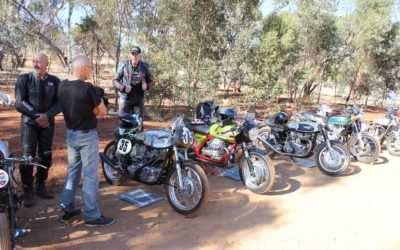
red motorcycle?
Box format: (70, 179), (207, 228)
(186, 108), (275, 194)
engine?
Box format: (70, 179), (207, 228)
(282, 132), (312, 155)
(125, 144), (167, 183)
(201, 138), (226, 160)
(327, 125), (345, 141)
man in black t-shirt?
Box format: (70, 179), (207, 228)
(113, 46), (154, 118)
(58, 55), (115, 227)
(14, 52), (61, 206)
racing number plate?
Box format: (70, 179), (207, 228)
(117, 138), (132, 155)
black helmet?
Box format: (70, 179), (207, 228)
(275, 112), (289, 125)
(119, 114), (142, 132)
(218, 108), (235, 126)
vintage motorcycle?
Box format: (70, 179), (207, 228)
(100, 114), (208, 218)
(257, 111), (350, 176)
(0, 140), (45, 250)
(317, 105), (381, 164)
(367, 107), (400, 156)
(186, 108), (276, 195)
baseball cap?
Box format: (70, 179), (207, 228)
(131, 46), (141, 54)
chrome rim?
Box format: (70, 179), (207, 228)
(104, 145), (122, 181)
(354, 136), (377, 160)
(241, 154), (269, 189)
(388, 135), (400, 154)
(168, 167), (203, 211)
(319, 145), (349, 173)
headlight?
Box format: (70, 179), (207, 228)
(249, 128), (258, 141)
(0, 169), (9, 189)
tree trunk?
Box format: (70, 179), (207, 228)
(317, 81), (323, 104)
(67, 0), (74, 76)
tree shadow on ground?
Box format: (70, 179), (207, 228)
(267, 162), (303, 196)
(16, 177), (282, 250)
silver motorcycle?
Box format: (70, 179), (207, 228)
(367, 107), (400, 156)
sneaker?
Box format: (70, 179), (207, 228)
(85, 215), (115, 227)
(61, 207), (81, 222)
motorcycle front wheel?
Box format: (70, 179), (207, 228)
(349, 132), (381, 164)
(239, 152), (276, 194)
(0, 211), (11, 250)
(387, 132), (400, 156)
(166, 162), (209, 218)
(101, 141), (127, 185)
(316, 141), (350, 176)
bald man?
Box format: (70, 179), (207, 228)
(58, 56), (114, 226)
(15, 52), (61, 207)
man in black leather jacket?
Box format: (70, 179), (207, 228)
(14, 52), (61, 207)
(112, 46), (153, 118)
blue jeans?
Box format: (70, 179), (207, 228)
(61, 129), (101, 221)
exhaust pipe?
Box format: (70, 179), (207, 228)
(99, 153), (117, 169)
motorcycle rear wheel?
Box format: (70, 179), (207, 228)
(239, 152), (276, 194)
(166, 162), (209, 218)
(101, 141), (127, 185)
(0, 212), (11, 250)
(257, 128), (277, 158)
(316, 141), (350, 176)
(387, 132), (400, 156)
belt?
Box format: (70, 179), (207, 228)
(71, 129), (96, 133)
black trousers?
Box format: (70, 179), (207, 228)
(19, 122), (55, 189)
(119, 98), (144, 118)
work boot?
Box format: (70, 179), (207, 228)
(22, 188), (34, 207)
(36, 182), (54, 199)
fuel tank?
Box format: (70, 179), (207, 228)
(288, 121), (319, 133)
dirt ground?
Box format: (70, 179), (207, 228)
(1, 107), (400, 250)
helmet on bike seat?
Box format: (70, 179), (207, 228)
(217, 108), (236, 126)
(119, 114), (142, 132)
(275, 112), (289, 125)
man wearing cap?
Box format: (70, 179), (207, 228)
(113, 46), (154, 118)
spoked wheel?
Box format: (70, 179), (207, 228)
(257, 128), (277, 158)
(101, 141), (127, 185)
(387, 132), (400, 156)
(166, 163), (209, 218)
(0, 212), (11, 250)
(349, 132), (381, 164)
(239, 152), (275, 194)
(316, 141), (350, 176)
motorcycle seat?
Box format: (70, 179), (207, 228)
(185, 123), (210, 134)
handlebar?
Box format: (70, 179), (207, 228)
(3, 156), (47, 169)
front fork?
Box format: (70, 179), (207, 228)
(173, 146), (185, 189)
(241, 143), (255, 172)
(353, 121), (366, 150)
(320, 125), (336, 158)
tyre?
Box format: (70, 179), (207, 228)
(0, 212), (11, 250)
(166, 162), (209, 218)
(387, 132), (400, 156)
(101, 141), (127, 185)
(349, 132), (381, 164)
(239, 151), (276, 194)
(316, 141), (350, 176)
(367, 124), (386, 144)
(257, 128), (277, 158)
